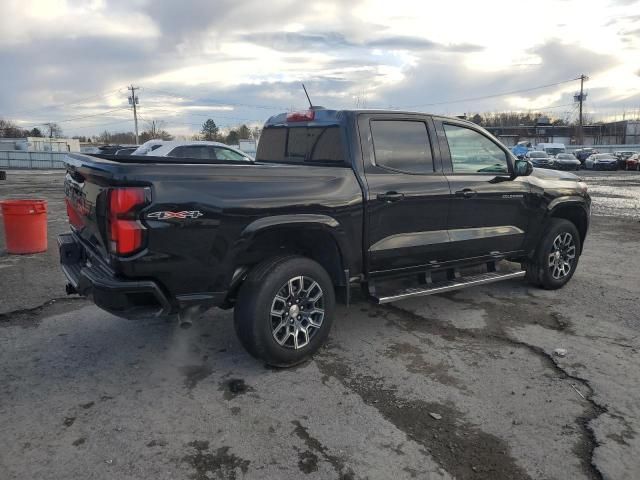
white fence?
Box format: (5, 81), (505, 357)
(0, 151), (67, 169)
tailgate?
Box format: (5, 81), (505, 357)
(63, 160), (112, 260)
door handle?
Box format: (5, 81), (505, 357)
(455, 188), (477, 198)
(377, 191), (405, 202)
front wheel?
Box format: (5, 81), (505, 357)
(234, 255), (335, 367)
(525, 219), (581, 290)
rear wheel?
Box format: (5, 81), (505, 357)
(525, 219), (581, 290)
(234, 255), (335, 367)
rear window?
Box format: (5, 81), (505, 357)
(256, 126), (345, 164)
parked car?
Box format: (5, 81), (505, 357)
(96, 144), (134, 155)
(526, 150), (553, 168)
(59, 108), (590, 366)
(626, 153), (640, 171)
(584, 153), (618, 170)
(573, 148), (598, 163)
(553, 153), (581, 171)
(614, 151), (637, 169)
(535, 143), (566, 157)
(149, 141), (254, 162)
(130, 140), (165, 156)
(114, 147), (137, 156)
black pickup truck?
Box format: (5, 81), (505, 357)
(59, 108), (590, 366)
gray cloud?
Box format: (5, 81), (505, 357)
(241, 31), (483, 52)
(0, 0), (635, 136)
(372, 40), (620, 115)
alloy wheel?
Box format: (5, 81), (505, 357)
(270, 276), (325, 349)
(548, 232), (576, 280)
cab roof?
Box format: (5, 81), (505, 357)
(263, 108), (476, 128)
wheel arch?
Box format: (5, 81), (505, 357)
(227, 214), (353, 302)
(548, 201), (589, 253)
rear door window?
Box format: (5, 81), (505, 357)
(370, 120), (434, 174)
(168, 146), (216, 160)
(214, 147), (248, 161)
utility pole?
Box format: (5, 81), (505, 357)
(128, 85), (140, 145)
(575, 74), (588, 145)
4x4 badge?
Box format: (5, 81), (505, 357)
(147, 210), (204, 220)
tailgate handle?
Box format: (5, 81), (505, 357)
(455, 188), (477, 198)
(377, 191), (405, 202)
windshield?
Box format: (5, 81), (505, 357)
(529, 152), (549, 158)
(556, 154), (575, 159)
(594, 154), (615, 160)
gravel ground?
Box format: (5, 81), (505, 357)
(0, 168), (639, 480)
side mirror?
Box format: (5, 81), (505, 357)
(514, 159), (533, 177)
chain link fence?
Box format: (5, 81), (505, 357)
(0, 151), (67, 169)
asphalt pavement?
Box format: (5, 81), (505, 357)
(0, 169), (639, 480)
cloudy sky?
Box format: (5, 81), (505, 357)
(2, 0), (640, 138)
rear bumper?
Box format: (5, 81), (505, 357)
(58, 233), (172, 318)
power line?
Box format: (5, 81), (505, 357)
(2, 88), (126, 118)
(394, 77), (581, 109)
(66, 118), (134, 131)
(18, 107), (131, 129)
(142, 87), (287, 111)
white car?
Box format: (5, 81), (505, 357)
(131, 139), (165, 156)
(149, 141), (253, 162)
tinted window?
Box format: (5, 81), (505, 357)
(370, 120), (433, 174)
(444, 124), (509, 173)
(256, 127), (344, 164)
(215, 147), (248, 161)
(528, 151), (548, 158)
(168, 146), (216, 160)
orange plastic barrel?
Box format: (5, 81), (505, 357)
(0, 199), (48, 254)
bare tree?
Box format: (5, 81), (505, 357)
(143, 119), (173, 141)
(45, 123), (63, 138)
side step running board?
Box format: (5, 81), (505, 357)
(372, 270), (525, 304)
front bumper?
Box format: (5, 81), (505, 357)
(554, 162), (581, 170)
(58, 233), (172, 318)
(594, 163), (617, 171)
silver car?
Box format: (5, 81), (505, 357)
(584, 154), (618, 171)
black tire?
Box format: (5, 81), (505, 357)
(525, 218), (581, 290)
(234, 255), (335, 367)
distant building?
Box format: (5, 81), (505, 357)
(486, 120), (640, 147)
(238, 139), (257, 156)
(0, 137), (80, 152)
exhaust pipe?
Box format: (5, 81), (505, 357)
(178, 305), (205, 329)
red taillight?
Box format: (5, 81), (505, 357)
(286, 110), (315, 122)
(108, 187), (150, 256)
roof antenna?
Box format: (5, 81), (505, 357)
(302, 83), (313, 109)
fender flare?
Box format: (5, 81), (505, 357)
(235, 213), (355, 280)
